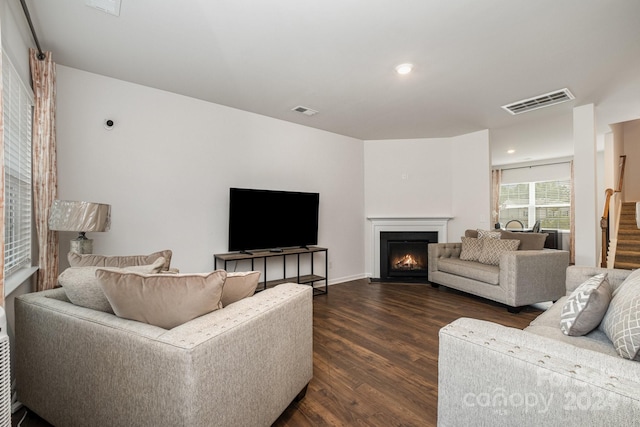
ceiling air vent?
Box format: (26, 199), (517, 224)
(501, 88), (574, 115)
(291, 106), (319, 116)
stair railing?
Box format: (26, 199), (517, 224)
(601, 155), (626, 267)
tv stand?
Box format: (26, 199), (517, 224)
(214, 246), (328, 295)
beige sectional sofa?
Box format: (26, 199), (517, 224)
(428, 230), (570, 311)
(438, 266), (640, 426)
(15, 282), (313, 427)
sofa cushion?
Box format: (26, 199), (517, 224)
(601, 273), (640, 359)
(477, 238), (520, 266)
(68, 249), (172, 271)
(464, 229), (479, 238)
(459, 237), (484, 262)
(500, 230), (548, 250)
(58, 257), (166, 313)
(97, 269), (227, 329)
(560, 273), (611, 336)
(221, 271), (261, 307)
(437, 258), (500, 285)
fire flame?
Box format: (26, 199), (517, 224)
(395, 254), (418, 269)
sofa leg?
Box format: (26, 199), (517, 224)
(507, 306), (523, 314)
(294, 384), (309, 402)
(430, 282), (439, 288)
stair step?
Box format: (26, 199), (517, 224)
(613, 261), (640, 270)
(618, 241), (640, 250)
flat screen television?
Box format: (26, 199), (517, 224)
(228, 188), (319, 252)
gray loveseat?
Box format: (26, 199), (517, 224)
(428, 230), (570, 311)
(438, 266), (640, 426)
(15, 282), (313, 427)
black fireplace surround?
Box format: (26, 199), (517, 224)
(379, 231), (438, 282)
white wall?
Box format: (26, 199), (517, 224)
(363, 131), (490, 276)
(451, 130), (491, 239)
(622, 119), (640, 201)
(55, 66), (365, 283)
(573, 104), (598, 266)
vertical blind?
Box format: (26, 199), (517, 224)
(2, 52), (33, 277)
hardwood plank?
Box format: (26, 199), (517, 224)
(273, 279), (541, 427)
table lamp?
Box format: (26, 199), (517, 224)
(48, 200), (111, 254)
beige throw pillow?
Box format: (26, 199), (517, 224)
(478, 239), (520, 266)
(68, 249), (172, 271)
(221, 271), (261, 307)
(58, 257), (166, 313)
(601, 273), (640, 359)
(560, 273), (611, 336)
(96, 269), (227, 329)
(500, 230), (548, 250)
(459, 237), (484, 262)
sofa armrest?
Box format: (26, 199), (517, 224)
(499, 250), (569, 306)
(438, 318), (640, 426)
(565, 265), (632, 295)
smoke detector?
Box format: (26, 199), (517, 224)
(501, 88), (574, 115)
(85, 0), (122, 16)
(291, 106), (319, 116)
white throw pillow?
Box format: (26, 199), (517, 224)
(560, 273), (611, 336)
(601, 273), (640, 359)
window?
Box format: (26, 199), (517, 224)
(499, 179), (571, 230)
(2, 52), (34, 277)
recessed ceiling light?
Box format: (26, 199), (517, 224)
(507, 149), (516, 154)
(395, 63), (413, 75)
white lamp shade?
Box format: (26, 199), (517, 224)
(48, 200), (111, 232)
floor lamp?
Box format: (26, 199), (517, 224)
(48, 200), (111, 254)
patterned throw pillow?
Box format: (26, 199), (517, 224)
(477, 229), (501, 240)
(459, 237), (484, 261)
(601, 274), (640, 359)
(477, 239), (520, 266)
(560, 273), (611, 336)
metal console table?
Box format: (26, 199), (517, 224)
(214, 246), (328, 296)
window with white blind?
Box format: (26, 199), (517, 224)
(499, 179), (571, 230)
(2, 52), (34, 278)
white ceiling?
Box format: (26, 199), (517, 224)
(22, 0), (640, 164)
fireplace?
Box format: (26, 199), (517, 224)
(380, 231), (438, 281)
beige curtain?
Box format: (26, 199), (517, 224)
(569, 160), (575, 264)
(30, 49), (59, 292)
(491, 169), (502, 228)
(0, 45), (5, 305)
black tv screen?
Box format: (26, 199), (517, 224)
(228, 188), (319, 252)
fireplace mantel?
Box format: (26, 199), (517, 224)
(368, 217), (452, 278)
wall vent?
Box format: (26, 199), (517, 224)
(291, 106), (319, 116)
(501, 88), (574, 115)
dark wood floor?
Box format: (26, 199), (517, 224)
(12, 279), (542, 427)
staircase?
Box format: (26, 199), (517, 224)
(614, 202), (640, 270)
